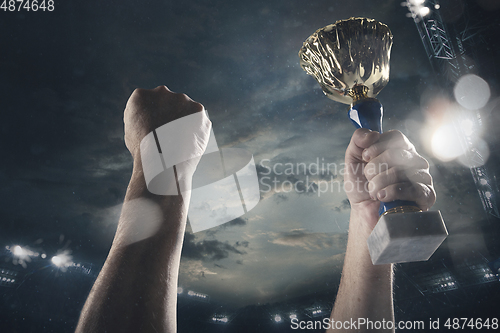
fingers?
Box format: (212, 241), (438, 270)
(350, 128), (381, 150)
(364, 148), (429, 180)
(376, 182), (436, 211)
(366, 166), (436, 210)
(358, 129), (435, 211)
(125, 86), (204, 123)
(345, 129), (381, 163)
(345, 129), (436, 211)
(363, 130), (428, 180)
(361, 130), (415, 162)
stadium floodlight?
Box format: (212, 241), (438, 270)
(50, 249), (74, 272)
(403, 0), (432, 20)
(419, 6), (430, 16)
(13, 246), (25, 257)
(7, 245), (36, 268)
(211, 314), (229, 324)
(51, 253), (72, 267)
(187, 290), (210, 302)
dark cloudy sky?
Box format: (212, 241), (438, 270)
(1, 0), (500, 329)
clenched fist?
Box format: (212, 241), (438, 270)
(124, 85), (205, 159)
(344, 128), (436, 229)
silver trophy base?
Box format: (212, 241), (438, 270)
(367, 210), (448, 265)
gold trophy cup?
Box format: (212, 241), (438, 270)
(299, 17), (448, 265)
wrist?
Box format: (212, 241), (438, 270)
(346, 206), (393, 277)
(349, 200), (380, 232)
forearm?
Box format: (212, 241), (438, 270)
(329, 204), (394, 332)
(76, 159), (188, 333)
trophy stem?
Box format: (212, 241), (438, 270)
(348, 85), (369, 104)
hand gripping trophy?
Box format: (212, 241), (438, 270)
(298, 17), (448, 265)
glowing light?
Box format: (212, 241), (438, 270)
(51, 256), (63, 266)
(177, 287), (183, 294)
(290, 314), (297, 320)
(454, 74), (491, 110)
(419, 6), (431, 16)
(51, 250), (73, 268)
(13, 246), (25, 257)
(486, 191), (492, 199)
(434, 4), (440, 9)
(41, 253), (47, 259)
(212, 316), (228, 323)
(8, 245), (36, 268)
(409, 0), (425, 5)
(431, 124), (464, 161)
(274, 315), (282, 323)
(312, 309), (322, 315)
(480, 179), (487, 185)
(187, 290), (208, 299)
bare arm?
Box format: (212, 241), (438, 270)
(76, 86), (208, 333)
(329, 129), (435, 332)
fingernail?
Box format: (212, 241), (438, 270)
(362, 149), (371, 161)
(378, 189), (386, 200)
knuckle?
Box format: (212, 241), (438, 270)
(155, 85), (170, 92)
(390, 129), (404, 140)
(131, 88), (147, 100)
(176, 93), (191, 101)
(354, 128), (369, 137)
(420, 171), (432, 185)
(418, 155), (430, 169)
(132, 87), (145, 95)
(192, 101), (204, 111)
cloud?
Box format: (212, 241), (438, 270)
(179, 260), (218, 282)
(333, 198), (350, 213)
(181, 232), (247, 261)
(270, 229), (347, 251)
(203, 217), (249, 237)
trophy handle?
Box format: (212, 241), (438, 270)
(347, 99), (421, 216)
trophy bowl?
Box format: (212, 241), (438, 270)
(299, 17), (393, 105)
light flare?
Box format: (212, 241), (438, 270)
(454, 74), (491, 110)
(51, 250), (73, 269)
(431, 124), (465, 162)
